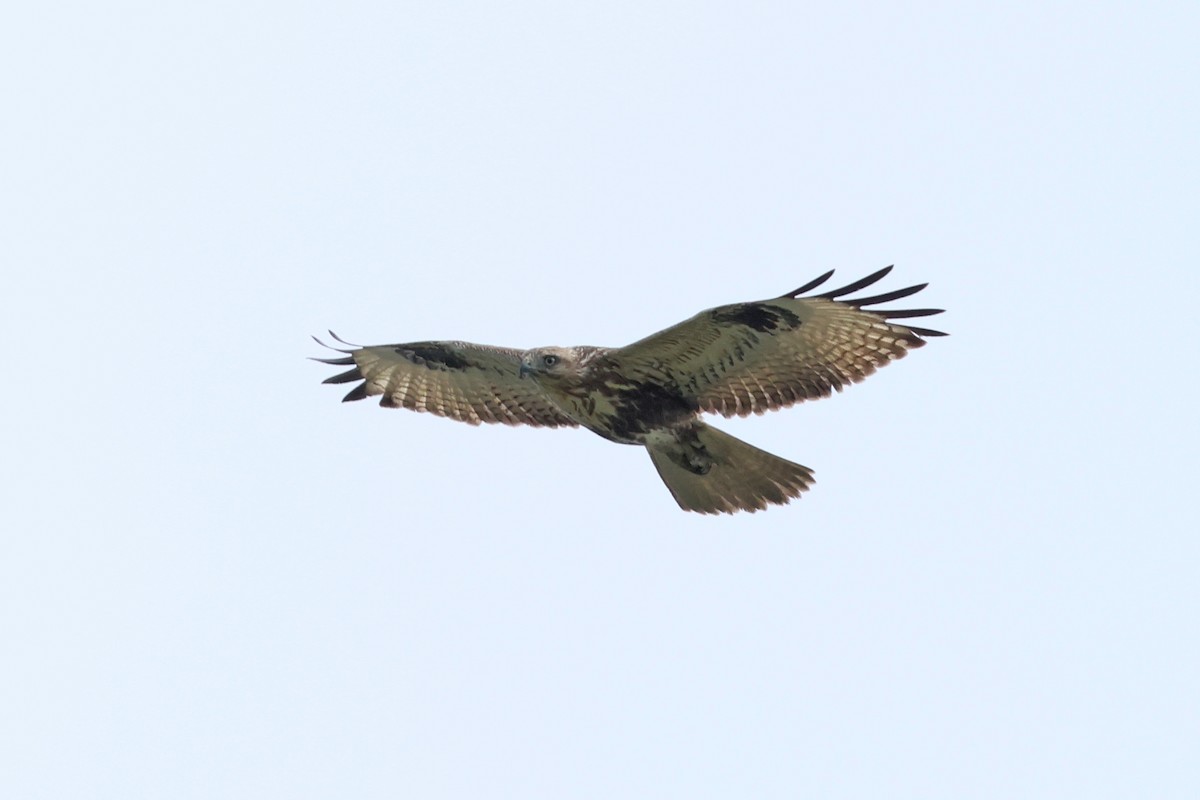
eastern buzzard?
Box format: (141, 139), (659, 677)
(314, 266), (945, 514)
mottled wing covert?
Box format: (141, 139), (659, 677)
(313, 334), (576, 427)
(607, 266), (947, 418)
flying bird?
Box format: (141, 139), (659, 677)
(314, 266), (946, 514)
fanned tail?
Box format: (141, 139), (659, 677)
(646, 424), (815, 514)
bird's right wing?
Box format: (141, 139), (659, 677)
(313, 334), (577, 427)
(607, 267), (946, 418)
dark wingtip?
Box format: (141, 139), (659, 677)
(328, 330), (361, 347)
(787, 266), (948, 337)
(816, 265), (894, 299)
(341, 384), (369, 403)
(880, 307), (944, 319)
(322, 368), (363, 385)
(782, 270), (835, 298)
(312, 332), (357, 355)
(851, 283), (928, 307)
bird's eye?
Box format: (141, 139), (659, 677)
(542, 354), (559, 367)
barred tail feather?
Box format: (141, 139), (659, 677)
(646, 425), (815, 514)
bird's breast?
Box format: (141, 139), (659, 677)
(544, 380), (698, 445)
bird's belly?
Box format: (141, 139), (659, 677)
(553, 384), (698, 445)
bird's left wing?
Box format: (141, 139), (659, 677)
(605, 266), (946, 418)
(313, 334), (576, 427)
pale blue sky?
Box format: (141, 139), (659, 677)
(3, 1), (1198, 797)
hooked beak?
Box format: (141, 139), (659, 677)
(518, 362), (533, 380)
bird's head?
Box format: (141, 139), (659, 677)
(519, 347), (576, 382)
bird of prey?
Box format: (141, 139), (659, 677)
(314, 266), (945, 514)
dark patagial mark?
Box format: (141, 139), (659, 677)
(397, 344), (472, 371)
(712, 303), (802, 333)
(606, 381), (698, 441)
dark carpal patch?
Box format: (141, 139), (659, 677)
(713, 303), (803, 333)
(397, 344), (472, 371)
(606, 381), (698, 441)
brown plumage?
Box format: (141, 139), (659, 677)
(313, 266), (946, 514)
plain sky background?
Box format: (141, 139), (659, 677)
(3, 1), (1197, 797)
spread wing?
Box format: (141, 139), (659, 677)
(313, 333), (576, 427)
(607, 266), (946, 418)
